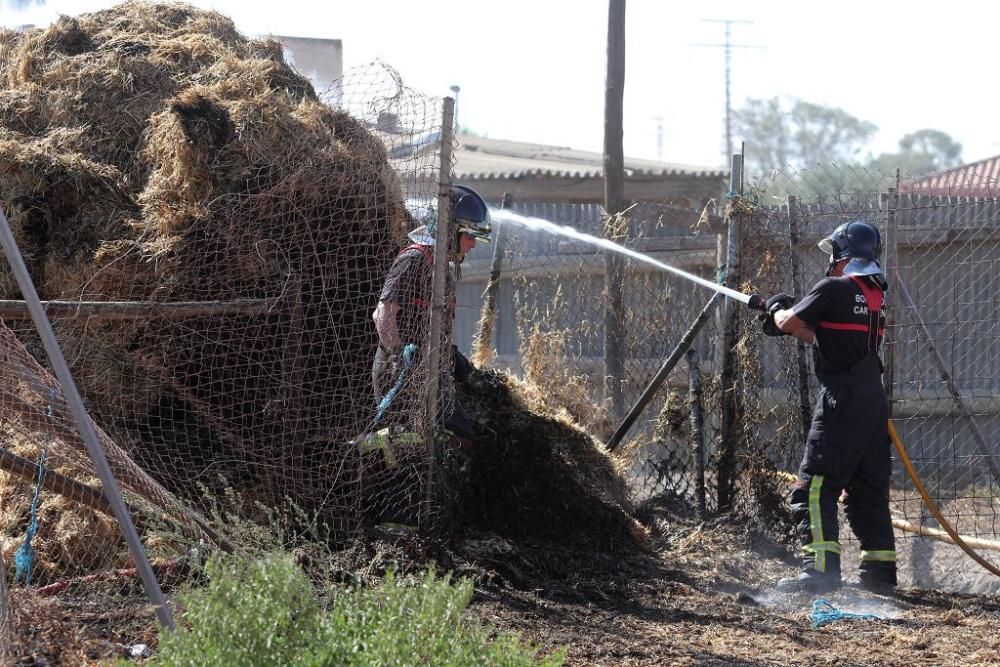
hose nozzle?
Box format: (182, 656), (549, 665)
(747, 294), (766, 311)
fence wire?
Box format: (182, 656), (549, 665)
(0, 4), (448, 606)
(459, 163), (1000, 591)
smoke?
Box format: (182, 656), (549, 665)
(751, 588), (902, 621)
(0, 0), (51, 28)
(6, 0), (45, 9)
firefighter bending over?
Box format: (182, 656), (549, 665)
(371, 184), (491, 442)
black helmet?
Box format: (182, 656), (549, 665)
(406, 184), (491, 245)
(819, 221), (882, 263)
(450, 184), (491, 242)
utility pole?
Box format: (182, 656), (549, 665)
(692, 19), (762, 162)
(603, 0), (627, 422)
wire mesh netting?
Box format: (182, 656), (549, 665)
(457, 163), (1000, 592)
(0, 4), (450, 600)
(455, 200), (727, 506)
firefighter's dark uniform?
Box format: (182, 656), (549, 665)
(789, 274), (896, 588)
(372, 244), (474, 434)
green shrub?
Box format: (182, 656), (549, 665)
(152, 554), (326, 666)
(147, 553), (563, 666)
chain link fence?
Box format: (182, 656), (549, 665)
(456, 200), (728, 507)
(457, 164), (1000, 591)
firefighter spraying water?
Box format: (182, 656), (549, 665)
(761, 221), (896, 594)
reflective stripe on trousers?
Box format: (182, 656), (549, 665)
(807, 475), (841, 573)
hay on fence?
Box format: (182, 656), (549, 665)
(456, 367), (646, 550)
(0, 433), (127, 584)
(0, 2), (408, 525)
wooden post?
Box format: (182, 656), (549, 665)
(603, 0), (627, 421)
(786, 196), (812, 443)
(422, 96), (456, 530)
(688, 347), (707, 520)
(471, 192), (511, 365)
(716, 153), (743, 512)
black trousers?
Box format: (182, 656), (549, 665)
(790, 361), (896, 584)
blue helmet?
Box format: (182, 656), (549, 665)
(407, 185), (491, 244)
(818, 221), (883, 277)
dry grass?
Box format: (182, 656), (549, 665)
(0, 1), (409, 527)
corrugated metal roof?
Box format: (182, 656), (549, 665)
(454, 134), (725, 180)
(900, 155), (1000, 197)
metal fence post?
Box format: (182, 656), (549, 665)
(688, 347), (707, 520)
(606, 292), (721, 452)
(0, 206), (174, 630)
(716, 153), (743, 511)
(786, 196), (812, 442)
(422, 96), (456, 530)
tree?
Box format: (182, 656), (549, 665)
(734, 97), (878, 173)
(870, 129), (964, 177)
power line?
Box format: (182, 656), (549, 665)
(692, 19), (763, 160)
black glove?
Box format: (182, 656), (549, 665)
(759, 293), (795, 337)
(765, 293), (795, 313)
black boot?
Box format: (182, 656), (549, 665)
(776, 570), (842, 594)
(857, 563), (897, 595)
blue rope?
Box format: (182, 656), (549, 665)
(810, 598), (881, 628)
(373, 343), (419, 427)
(14, 449), (47, 587)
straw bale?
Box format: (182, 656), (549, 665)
(0, 2), (403, 523)
(457, 368), (644, 550)
(0, 435), (127, 583)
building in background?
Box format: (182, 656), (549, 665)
(451, 132), (727, 378)
(899, 154), (1000, 198)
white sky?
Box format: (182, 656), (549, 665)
(1, 0), (997, 170)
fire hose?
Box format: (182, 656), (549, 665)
(742, 293), (1000, 576)
(887, 420), (1000, 577)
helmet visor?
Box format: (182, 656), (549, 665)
(457, 220), (491, 242)
(818, 237), (835, 255)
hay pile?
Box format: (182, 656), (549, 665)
(455, 368), (646, 550)
(0, 3), (407, 514)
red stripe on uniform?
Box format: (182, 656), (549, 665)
(818, 321), (885, 335)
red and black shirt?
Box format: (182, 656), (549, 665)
(378, 244), (455, 348)
(791, 275), (886, 375)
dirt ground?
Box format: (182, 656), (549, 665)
(464, 499), (1000, 667)
(7, 499), (1000, 666)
